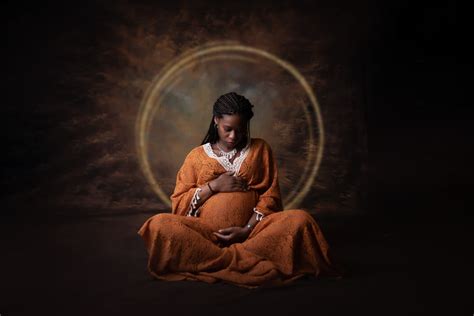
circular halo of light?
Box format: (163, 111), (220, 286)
(136, 41), (325, 210)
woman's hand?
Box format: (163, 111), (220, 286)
(210, 171), (249, 192)
(213, 226), (251, 246)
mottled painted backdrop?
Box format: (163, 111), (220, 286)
(4, 0), (369, 217)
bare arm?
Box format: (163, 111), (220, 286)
(243, 211), (259, 234)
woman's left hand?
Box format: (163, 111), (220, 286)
(213, 226), (251, 246)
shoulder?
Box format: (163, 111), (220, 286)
(189, 144), (205, 155)
(251, 138), (272, 150)
(182, 144), (206, 164)
(250, 138), (274, 155)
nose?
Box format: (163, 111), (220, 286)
(229, 131), (236, 141)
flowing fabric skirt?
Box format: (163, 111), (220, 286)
(138, 208), (341, 289)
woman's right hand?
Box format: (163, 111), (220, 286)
(210, 171), (248, 192)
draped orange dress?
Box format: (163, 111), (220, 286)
(138, 138), (340, 288)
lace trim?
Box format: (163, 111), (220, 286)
(186, 188), (202, 217)
(253, 208), (265, 221)
(202, 140), (251, 174)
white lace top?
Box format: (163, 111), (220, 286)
(202, 140), (251, 174)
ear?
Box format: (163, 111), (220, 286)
(213, 116), (219, 125)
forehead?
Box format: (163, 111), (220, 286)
(219, 114), (245, 127)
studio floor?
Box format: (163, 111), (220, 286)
(1, 209), (470, 316)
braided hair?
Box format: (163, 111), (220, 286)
(201, 92), (254, 150)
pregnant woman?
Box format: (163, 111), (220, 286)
(138, 92), (341, 288)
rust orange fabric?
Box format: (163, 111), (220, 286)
(138, 138), (341, 288)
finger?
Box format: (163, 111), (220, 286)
(217, 227), (235, 234)
(231, 184), (242, 191)
(231, 181), (243, 189)
(213, 232), (231, 241)
(237, 179), (249, 188)
(234, 178), (244, 184)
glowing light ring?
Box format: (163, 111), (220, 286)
(136, 42), (324, 209)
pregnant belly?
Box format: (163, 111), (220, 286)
(199, 191), (257, 231)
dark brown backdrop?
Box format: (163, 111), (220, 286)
(3, 1), (470, 315)
(4, 0), (373, 218)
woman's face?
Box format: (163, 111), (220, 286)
(214, 114), (247, 149)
